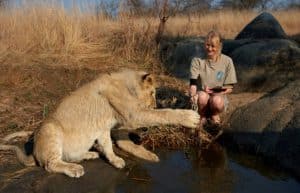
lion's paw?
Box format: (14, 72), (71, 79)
(65, 163), (85, 178)
(145, 152), (159, 162)
(110, 156), (126, 169)
(181, 110), (200, 128)
(83, 151), (99, 160)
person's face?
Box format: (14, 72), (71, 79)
(205, 37), (221, 59)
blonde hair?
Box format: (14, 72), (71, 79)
(205, 30), (223, 44)
(205, 30), (223, 55)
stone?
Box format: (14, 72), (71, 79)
(235, 12), (287, 40)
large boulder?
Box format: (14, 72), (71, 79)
(160, 38), (205, 79)
(230, 39), (300, 67)
(229, 39), (300, 92)
(235, 12), (288, 40)
(223, 80), (300, 177)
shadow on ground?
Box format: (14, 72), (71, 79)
(0, 159), (128, 193)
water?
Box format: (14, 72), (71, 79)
(116, 144), (300, 193)
(1, 144), (299, 193)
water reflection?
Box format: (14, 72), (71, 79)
(117, 143), (300, 193)
(118, 144), (234, 193)
(1, 144), (299, 193)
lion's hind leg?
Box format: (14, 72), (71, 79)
(81, 151), (99, 160)
(116, 139), (159, 162)
(35, 121), (85, 178)
(68, 151), (100, 163)
(40, 142), (85, 178)
(37, 141), (85, 178)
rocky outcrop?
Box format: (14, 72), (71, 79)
(224, 80), (300, 177)
(226, 38), (300, 92)
(160, 38), (205, 79)
(235, 12), (288, 40)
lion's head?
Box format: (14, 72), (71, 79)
(138, 73), (157, 109)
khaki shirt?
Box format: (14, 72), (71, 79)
(190, 54), (237, 89)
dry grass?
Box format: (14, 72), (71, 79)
(165, 9), (300, 38)
(0, 7), (111, 66)
(0, 5), (160, 69)
(0, 5), (299, 68)
(141, 125), (219, 150)
(273, 9), (300, 36)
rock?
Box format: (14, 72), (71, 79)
(231, 39), (300, 68)
(229, 39), (300, 92)
(235, 12), (288, 40)
(161, 38), (205, 79)
(223, 80), (300, 178)
(222, 39), (254, 55)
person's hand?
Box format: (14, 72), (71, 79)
(189, 85), (197, 101)
(190, 94), (198, 111)
(190, 94), (198, 104)
(220, 85), (233, 94)
(204, 85), (213, 94)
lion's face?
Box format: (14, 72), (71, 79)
(139, 73), (157, 109)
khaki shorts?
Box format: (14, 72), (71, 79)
(194, 92), (229, 112)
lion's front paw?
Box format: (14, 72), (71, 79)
(145, 152), (159, 162)
(110, 156), (126, 169)
(181, 110), (200, 128)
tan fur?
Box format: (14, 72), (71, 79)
(0, 69), (200, 178)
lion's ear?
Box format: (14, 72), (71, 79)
(141, 73), (155, 86)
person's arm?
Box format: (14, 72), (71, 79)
(221, 84), (233, 94)
(189, 58), (200, 104)
(189, 79), (197, 96)
(189, 80), (199, 107)
(189, 58), (201, 96)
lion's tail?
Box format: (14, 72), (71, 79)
(0, 131), (36, 166)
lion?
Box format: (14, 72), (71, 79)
(0, 69), (200, 178)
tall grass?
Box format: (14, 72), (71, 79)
(165, 9), (300, 38)
(0, 5), (299, 68)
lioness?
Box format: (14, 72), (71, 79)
(0, 69), (200, 178)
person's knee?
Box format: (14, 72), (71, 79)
(197, 91), (209, 105)
(210, 95), (224, 112)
